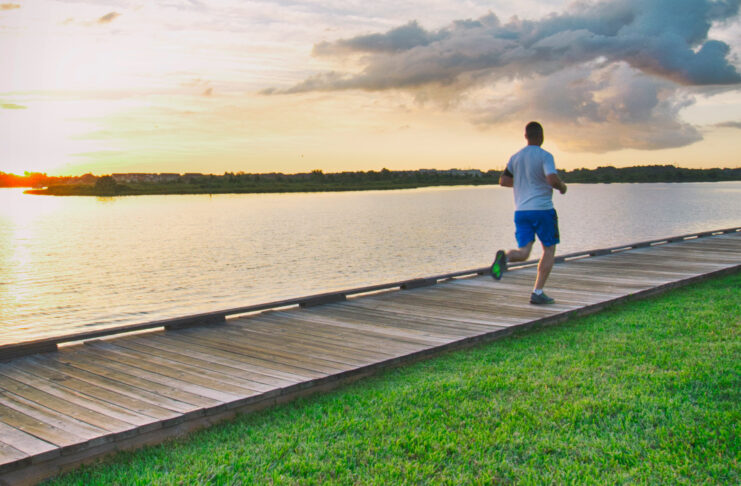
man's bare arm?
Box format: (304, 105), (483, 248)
(546, 173), (567, 194)
(499, 168), (513, 187)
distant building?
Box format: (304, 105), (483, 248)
(112, 173), (157, 183)
(157, 173), (180, 182)
(418, 169), (482, 177)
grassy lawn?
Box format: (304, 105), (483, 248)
(47, 273), (740, 485)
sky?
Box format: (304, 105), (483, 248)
(1, 0), (741, 176)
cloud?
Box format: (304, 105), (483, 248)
(475, 63), (703, 152)
(269, 0), (741, 152)
(715, 120), (741, 128)
(1, 102), (26, 109)
(287, 0), (741, 92)
(312, 21), (450, 56)
(98, 12), (120, 24)
(0, 3), (20, 10)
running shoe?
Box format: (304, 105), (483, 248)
(530, 292), (555, 305)
(490, 250), (507, 280)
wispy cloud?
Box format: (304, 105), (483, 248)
(1, 102), (26, 109)
(98, 12), (120, 24)
(715, 120), (741, 128)
(0, 3), (19, 10)
(267, 0), (741, 152)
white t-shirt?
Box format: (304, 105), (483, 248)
(506, 145), (557, 211)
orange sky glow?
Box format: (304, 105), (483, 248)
(1, 0), (741, 176)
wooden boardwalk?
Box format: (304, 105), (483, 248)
(1, 229), (739, 484)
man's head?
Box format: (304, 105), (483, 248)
(525, 121), (543, 146)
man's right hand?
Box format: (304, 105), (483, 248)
(546, 173), (567, 194)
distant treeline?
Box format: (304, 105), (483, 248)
(3, 165), (740, 196)
(564, 165), (741, 183)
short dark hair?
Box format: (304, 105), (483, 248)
(525, 121), (543, 139)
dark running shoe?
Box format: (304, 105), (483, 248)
(530, 292), (555, 305)
(490, 250), (507, 280)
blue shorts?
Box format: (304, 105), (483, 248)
(514, 209), (560, 248)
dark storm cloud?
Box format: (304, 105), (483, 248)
(278, 0), (741, 93)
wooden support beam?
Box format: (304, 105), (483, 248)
(299, 293), (347, 308)
(401, 278), (437, 290)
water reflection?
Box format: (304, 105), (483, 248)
(0, 182), (739, 344)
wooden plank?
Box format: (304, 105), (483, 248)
(0, 375), (133, 432)
(78, 344), (249, 403)
(238, 314), (425, 356)
(0, 398), (98, 447)
(262, 309), (453, 346)
(153, 333), (322, 381)
(319, 305), (484, 337)
(122, 336), (299, 388)
(235, 313), (414, 353)
(349, 294), (562, 323)
(21, 356), (196, 417)
(173, 329), (350, 375)
(419, 283), (618, 309)
(201, 323), (387, 366)
(0, 394), (109, 441)
(0, 441), (27, 466)
(333, 299), (505, 333)
(91, 340), (279, 394)
(362, 285), (543, 316)
(0, 365), (158, 428)
(338, 300), (529, 331)
(0, 422), (56, 456)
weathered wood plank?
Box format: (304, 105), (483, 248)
(0, 422), (56, 456)
(0, 375), (133, 433)
(205, 324), (384, 365)
(89, 340), (278, 394)
(156, 333), (323, 380)
(241, 314), (425, 356)
(0, 365), (158, 427)
(121, 336), (300, 388)
(173, 329), (351, 375)
(22, 356), (199, 416)
(0, 398), (97, 447)
(78, 344), (248, 403)
(0, 441), (27, 466)
(270, 309), (453, 346)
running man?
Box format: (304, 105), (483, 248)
(490, 121), (567, 305)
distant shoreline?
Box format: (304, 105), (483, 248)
(23, 180), (492, 197)
(4, 165), (740, 197)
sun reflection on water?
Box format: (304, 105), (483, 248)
(0, 189), (67, 341)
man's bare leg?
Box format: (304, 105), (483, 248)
(534, 244), (556, 291)
(506, 241), (533, 263)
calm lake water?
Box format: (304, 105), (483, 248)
(1, 182), (739, 345)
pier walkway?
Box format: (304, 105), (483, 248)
(1, 229), (739, 484)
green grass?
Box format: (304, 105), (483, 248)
(46, 273), (740, 485)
